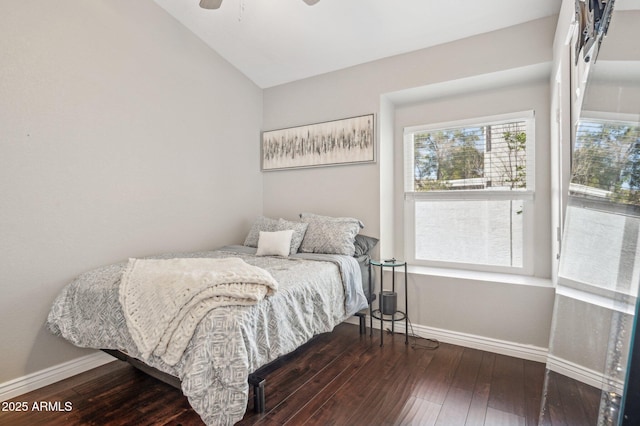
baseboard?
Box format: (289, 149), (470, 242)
(546, 354), (624, 393)
(346, 316), (626, 392)
(409, 322), (548, 363)
(345, 316), (548, 363)
(0, 351), (114, 402)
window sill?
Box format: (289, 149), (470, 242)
(405, 264), (553, 288)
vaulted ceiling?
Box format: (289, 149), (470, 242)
(153, 0), (561, 88)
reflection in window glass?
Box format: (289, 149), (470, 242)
(560, 202), (640, 296)
(559, 119), (640, 296)
(571, 120), (640, 206)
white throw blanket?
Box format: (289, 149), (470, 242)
(119, 257), (278, 366)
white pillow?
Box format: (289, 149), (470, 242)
(256, 230), (294, 257)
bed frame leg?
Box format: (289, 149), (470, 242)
(248, 374), (266, 414)
(356, 312), (366, 335)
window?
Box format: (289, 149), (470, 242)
(404, 111), (535, 274)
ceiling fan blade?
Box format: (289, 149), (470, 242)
(302, 0), (320, 5)
(200, 0), (223, 9)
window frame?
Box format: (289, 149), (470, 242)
(403, 110), (536, 275)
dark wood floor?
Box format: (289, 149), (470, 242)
(539, 370), (602, 426)
(1, 323), (600, 425)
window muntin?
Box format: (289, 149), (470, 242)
(404, 111), (535, 273)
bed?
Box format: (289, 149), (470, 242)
(46, 214), (377, 426)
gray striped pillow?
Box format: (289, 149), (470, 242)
(299, 213), (363, 256)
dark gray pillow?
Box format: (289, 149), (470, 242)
(354, 234), (379, 257)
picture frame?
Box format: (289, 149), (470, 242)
(261, 114), (375, 171)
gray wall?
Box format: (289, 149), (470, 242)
(393, 79), (552, 277)
(394, 80), (555, 349)
(0, 0), (263, 383)
(263, 16), (558, 349)
(0, 4), (563, 388)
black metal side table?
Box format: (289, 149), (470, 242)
(369, 259), (408, 346)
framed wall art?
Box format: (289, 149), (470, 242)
(261, 114), (375, 171)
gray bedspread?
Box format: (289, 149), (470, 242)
(47, 245), (368, 425)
